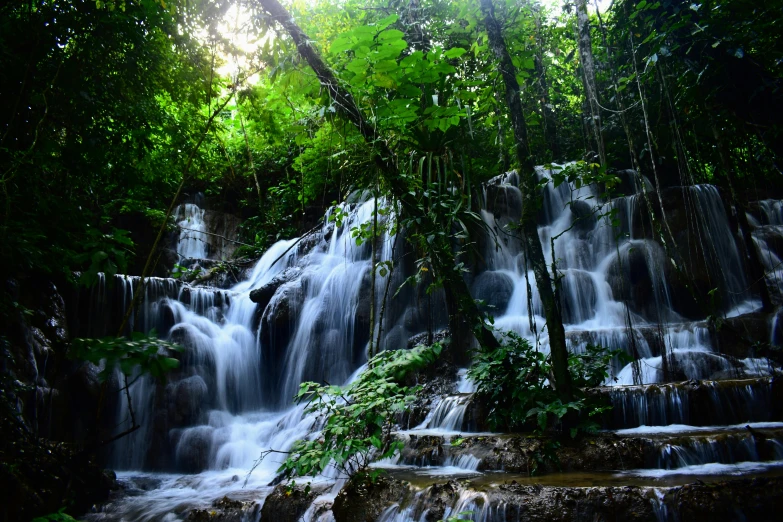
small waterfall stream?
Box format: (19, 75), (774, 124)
(86, 171), (783, 521)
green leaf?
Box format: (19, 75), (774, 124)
(444, 47), (467, 59)
(376, 14), (399, 31)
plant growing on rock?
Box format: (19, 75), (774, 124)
(468, 331), (622, 435)
(273, 343), (443, 484)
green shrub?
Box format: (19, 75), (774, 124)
(273, 343), (443, 484)
(468, 331), (622, 434)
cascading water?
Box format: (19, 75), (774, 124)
(88, 197), (399, 520)
(87, 168), (783, 521)
(174, 203), (209, 260)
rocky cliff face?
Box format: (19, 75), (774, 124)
(1, 277), (116, 520)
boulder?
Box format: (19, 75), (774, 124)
(258, 280), (304, 398)
(332, 475), (407, 522)
(608, 168), (653, 196)
(175, 426), (214, 473)
(485, 183), (523, 221)
(260, 484), (320, 522)
(558, 270), (597, 324)
(472, 271), (515, 315)
(166, 375), (208, 427)
(631, 185), (750, 317)
(188, 496), (260, 522)
(568, 199), (598, 234)
(249, 266), (302, 310)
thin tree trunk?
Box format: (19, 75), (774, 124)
(529, 2), (559, 161)
(239, 110), (262, 203)
(575, 0), (605, 165)
(480, 0), (573, 401)
(255, 0), (500, 351)
(368, 187), (378, 361)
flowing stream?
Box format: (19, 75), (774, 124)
(86, 170), (783, 521)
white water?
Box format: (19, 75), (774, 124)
(628, 460), (783, 478)
(91, 199), (395, 519)
(175, 203), (209, 260)
(478, 169), (767, 386)
(615, 422), (783, 436)
(90, 172), (783, 520)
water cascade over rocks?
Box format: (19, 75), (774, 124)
(85, 168), (783, 521)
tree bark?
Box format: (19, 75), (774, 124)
(529, 2), (560, 161)
(255, 0), (500, 352)
(575, 0), (605, 165)
(479, 0), (573, 401)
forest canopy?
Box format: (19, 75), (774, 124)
(1, 0), (781, 280)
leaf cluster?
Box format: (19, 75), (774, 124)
(70, 330), (183, 381)
(468, 331), (623, 435)
(277, 342), (443, 483)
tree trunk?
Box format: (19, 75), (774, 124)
(479, 0), (573, 402)
(575, 0), (605, 165)
(239, 110), (262, 203)
(255, 0), (500, 352)
(368, 190), (378, 361)
(529, 2), (560, 161)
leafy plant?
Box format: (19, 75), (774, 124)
(70, 330), (183, 381)
(274, 343), (443, 483)
(440, 512), (474, 522)
(468, 331), (620, 434)
(73, 227), (136, 287)
(32, 510), (78, 522)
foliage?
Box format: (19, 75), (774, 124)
(468, 331), (621, 434)
(70, 330), (183, 381)
(32, 510), (79, 522)
(440, 512), (474, 522)
(276, 342), (443, 483)
(0, 0), (229, 280)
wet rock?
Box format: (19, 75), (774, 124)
(609, 168), (653, 196)
(752, 226), (783, 259)
(485, 183), (523, 221)
(559, 270), (597, 324)
(605, 242), (682, 322)
(596, 377), (778, 430)
(175, 426), (214, 473)
(167, 375), (208, 426)
(569, 199), (598, 233)
(632, 186), (749, 318)
(202, 210), (242, 261)
(381, 324), (410, 352)
(472, 271), (514, 314)
(398, 435), (447, 467)
(249, 266), (302, 310)
(354, 268), (373, 359)
(398, 432), (646, 474)
(187, 496), (260, 522)
(258, 279), (304, 398)
(662, 477), (783, 522)
(420, 481), (461, 522)
(710, 313), (776, 361)
(492, 482), (654, 521)
(332, 475), (407, 522)
(260, 484), (319, 522)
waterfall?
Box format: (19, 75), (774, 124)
(175, 203), (209, 260)
(84, 173), (783, 520)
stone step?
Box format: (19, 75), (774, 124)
(344, 474), (783, 522)
(595, 376), (783, 429)
(387, 427), (783, 476)
(406, 377), (782, 435)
